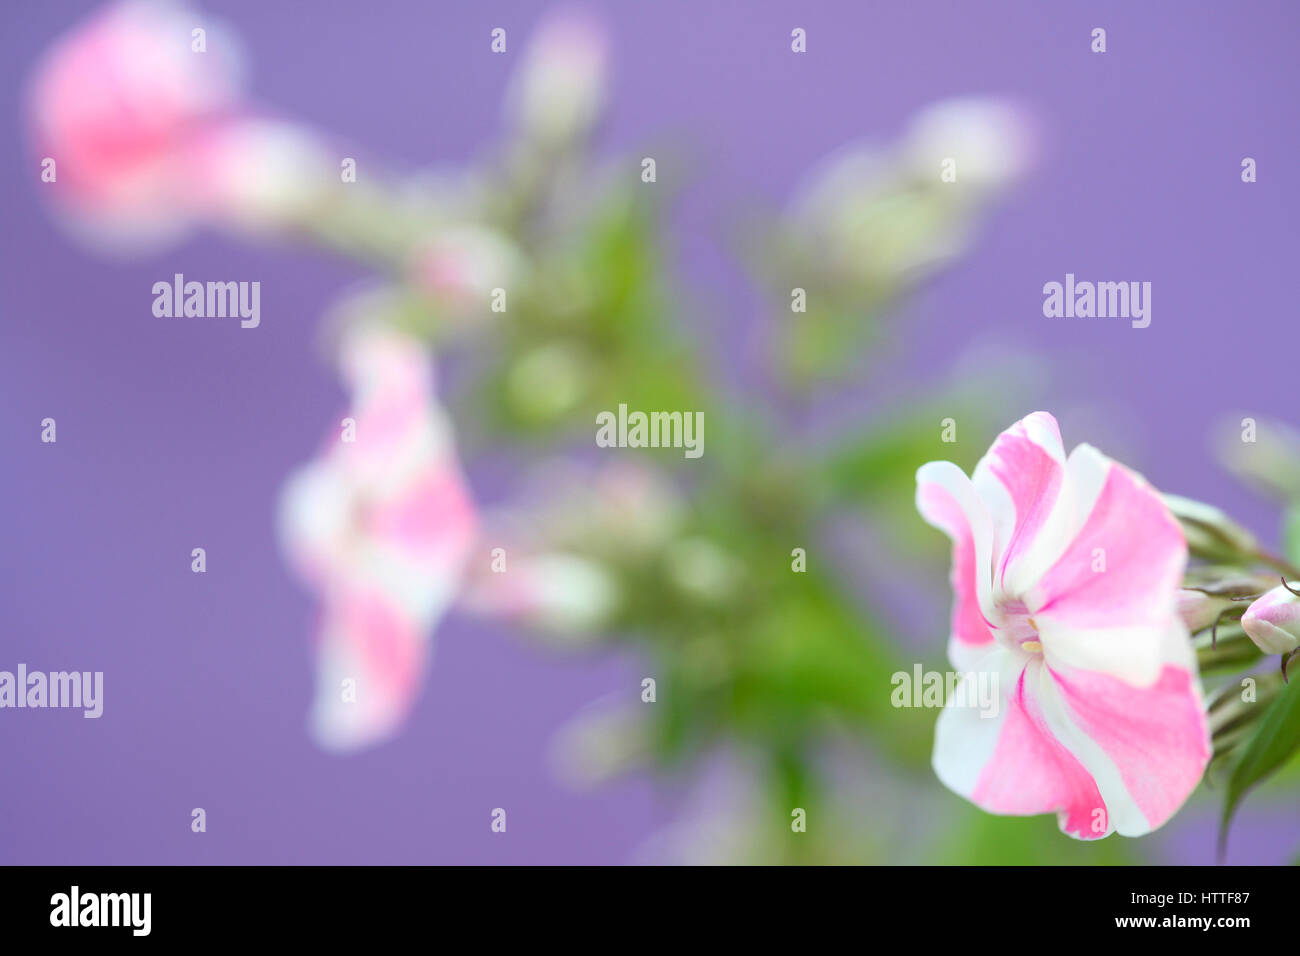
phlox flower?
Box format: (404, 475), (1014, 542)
(28, 0), (331, 245)
(915, 412), (1209, 838)
(27, 0), (243, 243)
(278, 323), (476, 751)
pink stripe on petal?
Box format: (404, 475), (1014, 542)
(337, 588), (425, 701)
(310, 588), (428, 751)
(1048, 662), (1209, 832)
(972, 411), (1066, 592)
(917, 463), (995, 648)
(971, 664), (1109, 839)
(1032, 458), (1185, 629)
(367, 465), (477, 560)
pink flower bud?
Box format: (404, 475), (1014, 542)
(409, 226), (525, 321)
(1241, 585), (1300, 655)
(27, 0), (243, 242)
(1175, 588), (1237, 633)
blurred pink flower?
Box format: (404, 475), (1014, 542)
(28, 0), (244, 242)
(916, 411), (1209, 839)
(409, 226), (525, 322)
(278, 323), (476, 751)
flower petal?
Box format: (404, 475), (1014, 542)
(971, 411), (1072, 600)
(934, 651), (1111, 840)
(309, 587), (427, 752)
(1040, 635), (1209, 836)
(916, 461), (997, 662)
(1028, 445), (1187, 685)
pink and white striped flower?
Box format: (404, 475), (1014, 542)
(278, 323), (476, 751)
(915, 412), (1210, 839)
(27, 0), (244, 243)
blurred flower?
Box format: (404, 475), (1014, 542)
(408, 225), (526, 326)
(901, 97), (1036, 191)
(461, 461), (682, 640)
(190, 117), (334, 234)
(1241, 584), (1300, 656)
(785, 96), (1034, 285)
(507, 10), (608, 147)
(916, 411), (1209, 839)
(512, 459), (683, 558)
(278, 322), (476, 751)
(463, 550), (618, 641)
(28, 0), (243, 244)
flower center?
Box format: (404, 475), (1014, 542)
(998, 600), (1044, 654)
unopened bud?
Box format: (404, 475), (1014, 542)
(1177, 570), (1273, 633)
(507, 11), (608, 146)
(1176, 589), (1239, 633)
(1241, 583), (1300, 655)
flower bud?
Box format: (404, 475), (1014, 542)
(1176, 570), (1275, 633)
(465, 551), (619, 640)
(507, 11), (608, 146)
(1241, 584), (1300, 655)
(902, 97), (1036, 191)
(1176, 589), (1238, 633)
(409, 225), (525, 324)
(192, 119), (335, 234)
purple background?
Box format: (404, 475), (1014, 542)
(2, 0), (1298, 864)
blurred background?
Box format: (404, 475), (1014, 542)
(2, 0), (1299, 864)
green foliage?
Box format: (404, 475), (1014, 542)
(939, 808), (1138, 866)
(1219, 653), (1300, 855)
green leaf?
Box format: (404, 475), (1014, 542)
(1220, 674), (1300, 854)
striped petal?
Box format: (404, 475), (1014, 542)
(309, 586), (426, 752)
(934, 649), (1110, 839)
(916, 461), (997, 666)
(1029, 444), (1187, 686)
(971, 411), (1073, 602)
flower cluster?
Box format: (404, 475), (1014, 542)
(41, 0), (1291, 862)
